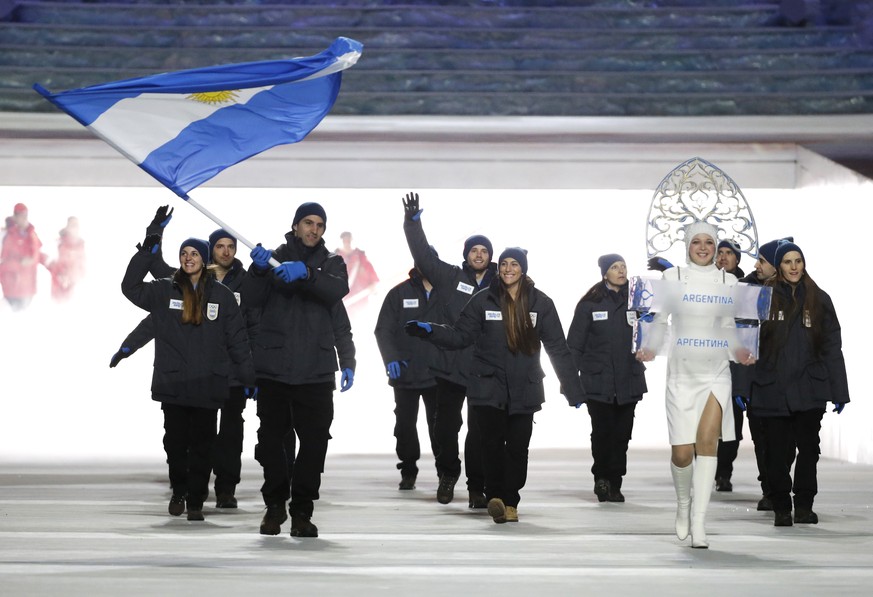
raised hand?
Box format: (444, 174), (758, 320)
(403, 192), (422, 221)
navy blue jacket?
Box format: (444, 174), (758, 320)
(403, 218), (496, 386)
(374, 269), (441, 390)
(243, 233), (349, 387)
(748, 281), (849, 417)
(332, 300), (356, 374)
(427, 280), (584, 414)
(567, 282), (646, 405)
(118, 257), (255, 387)
(121, 250), (255, 409)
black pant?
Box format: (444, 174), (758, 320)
(162, 403), (218, 509)
(747, 411), (771, 495)
(761, 408), (824, 512)
(255, 379), (334, 517)
(586, 399), (636, 488)
(394, 386), (438, 477)
(211, 388), (247, 494)
(434, 377), (484, 492)
(284, 429), (297, 480)
(715, 396), (745, 479)
(474, 405), (533, 508)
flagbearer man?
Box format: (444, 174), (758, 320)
(245, 202), (350, 538)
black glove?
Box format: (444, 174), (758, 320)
(403, 192), (422, 221)
(145, 205), (174, 237)
(139, 234), (162, 255)
(109, 347), (131, 368)
(404, 320), (432, 337)
(647, 256), (673, 272)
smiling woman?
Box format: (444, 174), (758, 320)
(635, 220), (749, 549)
(405, 245), (585, 525)
(746, 239), (850, 527)
(120, 231), (256, 522)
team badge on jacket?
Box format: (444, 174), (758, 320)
(457, 281), (474, 294)
(207, 303), (219, 321)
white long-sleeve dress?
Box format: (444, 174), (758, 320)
(653, 263), (738, 445)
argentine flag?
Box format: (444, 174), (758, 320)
(34, 37), (363, 198)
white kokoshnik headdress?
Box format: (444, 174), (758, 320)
(646, 157), (759, 261)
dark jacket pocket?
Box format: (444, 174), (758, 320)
(580, 362), (603, 395)
(805, 362), (832, 403)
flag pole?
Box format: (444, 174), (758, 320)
(183, 194), (281, 267)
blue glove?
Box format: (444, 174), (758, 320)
(275, 261), (308, 283)
(832, 402), (845, 414)
(386, 360), (408, 380)
(403, 192), (423, 221)
(647, 256), (673, 272)
(145, 205), (173, 236)
(109, 347), (131, 368)
(404, 320), (432, 337)
(244, 386), (259, 401)
(340, 368), (354, 392)
(734, 395), (748, 411)
(250, 244), (271, 270)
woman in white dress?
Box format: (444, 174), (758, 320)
(637, 221), (752, 548)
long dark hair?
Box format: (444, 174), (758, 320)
(499, 275), (539, 355)
(763, 265), (824, 356)
(172, 267), (215, 326)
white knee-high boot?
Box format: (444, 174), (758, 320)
(691, 455), (717, 548)
(670, 462), (693, 541)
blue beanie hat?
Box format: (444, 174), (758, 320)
(293, 202), (327, 229)
(499, 247), (529, 274)
(208, 228), (236, 259)
(179, 237), (210, 263)
(463, 234), (493, 260)
(717, 239), (741, 264)
(774, 239), (804, 268)
(758, 236), (793, 266)
(598, 253), (625, 277)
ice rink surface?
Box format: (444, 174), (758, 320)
(2, 448), (871, 596)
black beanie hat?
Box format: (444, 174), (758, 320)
(499, 247), (528, 274)
(758, 236), (793, 266)
(774, 239), (804, 268)
(717, 239), (741, 264)
(598, 253), (625, 277)
(293, 202), (327, 229)
(179, 237), (210, 264)
(463, 234), (493, 260)
(208, 228), (236, 260)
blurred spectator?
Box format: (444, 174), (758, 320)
(1, 203), (43, 311)
(335, 230), (379, 318)
(47, 216), (86, 302)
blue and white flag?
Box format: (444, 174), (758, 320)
(34, 37), (363, 198)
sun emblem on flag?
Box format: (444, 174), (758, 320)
(187, 90), (240, 105)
